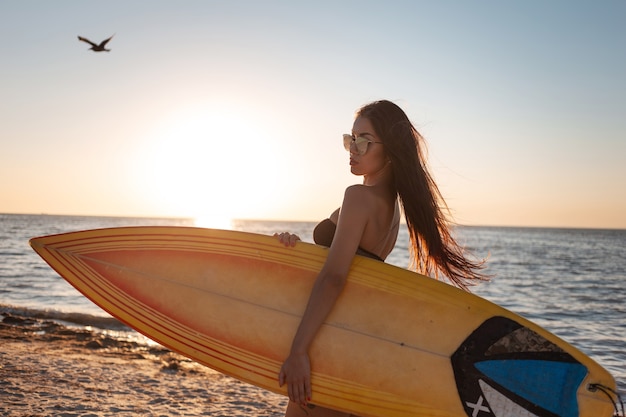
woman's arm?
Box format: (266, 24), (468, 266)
(278, 185), (372, 405)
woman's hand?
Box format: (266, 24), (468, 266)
(278, 351), (312, 406)
(273, 232), (301, 247)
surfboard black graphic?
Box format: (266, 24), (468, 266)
(452, 316), (587, 417)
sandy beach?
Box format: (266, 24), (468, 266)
(0, 312), (288, 416)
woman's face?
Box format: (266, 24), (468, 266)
(348, 116), (388, 177)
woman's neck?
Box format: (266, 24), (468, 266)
(363, 161), (393, 187)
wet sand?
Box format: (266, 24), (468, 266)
(0, 312), (288, 416)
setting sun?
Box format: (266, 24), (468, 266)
(132, 102), (280, 227)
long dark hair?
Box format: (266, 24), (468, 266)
(357, 100), (489, 290)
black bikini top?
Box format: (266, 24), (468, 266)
(313, 219), (384, 262)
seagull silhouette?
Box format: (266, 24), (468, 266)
(77, 35), (114, 52)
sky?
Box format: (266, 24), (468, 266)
(1, 1), (624, 229)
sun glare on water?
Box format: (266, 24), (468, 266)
(193, 214), (234, 230)
(133, 103), (279, 228)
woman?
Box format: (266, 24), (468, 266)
(275, 100), (488, 417)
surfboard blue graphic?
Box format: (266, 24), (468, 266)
(475, 359), (587, 417)
(452, 316), (588, 417)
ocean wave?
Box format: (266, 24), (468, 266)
(0, 250), (26, 255)
(0, 303), (131, 332)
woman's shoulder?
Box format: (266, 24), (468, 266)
(344, 184), (375, 200)
(344, 184), (389, 204)
(344, 184), (376, 198)
(342, 185), (380, 214)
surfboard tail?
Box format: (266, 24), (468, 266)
(452, 316), (617, 417)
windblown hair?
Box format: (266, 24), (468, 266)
(356, 100), (489, 290)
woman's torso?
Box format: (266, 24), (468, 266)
(314, 196), (400, 261)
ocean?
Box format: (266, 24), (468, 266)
(1, 213), (624, 393)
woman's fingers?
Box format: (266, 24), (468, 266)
(273, 232), (301, 247)
(278, 354), (312, 405)
(278, 368), (286, 387)
(288, 380), (309, 405)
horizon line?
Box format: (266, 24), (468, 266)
(2, 212), (625, 232)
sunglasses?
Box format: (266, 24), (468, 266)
(342, 134), (383, 156)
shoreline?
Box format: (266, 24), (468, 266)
(0, 312), (287, 416)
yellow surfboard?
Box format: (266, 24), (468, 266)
(30, 227), (618, 417)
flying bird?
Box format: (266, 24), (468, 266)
(77, 35), (114, 52)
